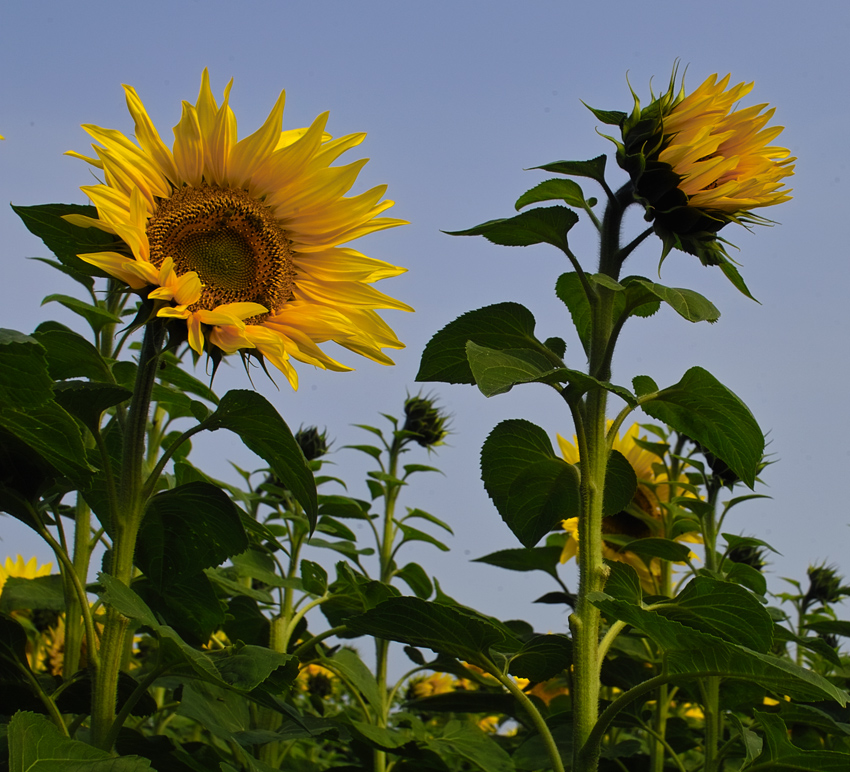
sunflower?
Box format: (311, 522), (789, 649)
(0, 555), (53, 596)
(557, 423), (700, 593)
(611, 70), (795, 267)
(66, 71), (410, 388)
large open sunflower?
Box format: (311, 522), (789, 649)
(66, 70), (410, 388)
(557, 423), (700, 593)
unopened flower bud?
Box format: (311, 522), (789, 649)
(402, 395), (449, 448)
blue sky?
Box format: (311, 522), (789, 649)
(2, 1), (848, 633)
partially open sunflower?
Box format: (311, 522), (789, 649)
(66, 70), (410, 388)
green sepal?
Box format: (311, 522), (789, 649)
(445, 205), (579, 252)
(583, 105), (628, 126)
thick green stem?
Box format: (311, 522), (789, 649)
(63, 496), (92, 678)
(90, 321), (165, 750)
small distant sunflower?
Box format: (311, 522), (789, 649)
(609, 69), (795, 267)
(558, 423), (700, 593)
(0, 555), (52, 596)
(67, 70), (410, 388)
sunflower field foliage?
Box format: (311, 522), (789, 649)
(1, 68), (848, 772)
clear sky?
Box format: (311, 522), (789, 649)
(1, 0), (848, 633)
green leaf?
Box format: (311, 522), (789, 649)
(472, 546), (564, 580)
(402, 508), (454, 534)
(591, 592), (848, 704)
(29, 256), (95, 290)
(136, 482), (247, 591)
(446, 205), (579, 252)
(555, 272), (592, 354)
(8, 711), (153, 770)
(0, 330), (54, 409)
(398, 523), (450, 552)
(466, 342), (558, 396)
(622, 277), (720, 323)
(508, 634), (572, 681)
(505, 458), (581, 548)
(0, 575), (65, 613)
(156, 356), (219, 405)
(532, 155), (608, 184)
(603, 561), (643, 606)
(655, 577), (774, 653)
(206, 643), (298, 692)
(12, 202), (120, 278)
(639, 366), (764, 487)
(480, 419), (579, 548)
(32, 323), (113, 382)
(346, 597), (522, 668)
(52, 381), (132, 434)
(804, 620), (850, 638)
(515, 179), (594, 211)
(620, 538), (693, 565)
(204, 390), (317, 526)
(426, 720), (515, 772)
(748, 711), (850, 771)
(480, 419), (556, 515)
(395, 562), (433, 599)
(134, 573), (225, 645)
(604, 450), (637, 516)
(327, 648), (384, 714)
(300, 560), (328, 596)
(42, 293), (122, 333)
(0, 400), (94, 486)
(725, 562), (768, 597)
(417, 302), (547, 385)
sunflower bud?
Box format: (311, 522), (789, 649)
(803, 564), (848, 608)
(295, 426), (330, 461)
(402, 395), (449, 448)
(605, 68), (795, 272)
(727, 543), (767, 572)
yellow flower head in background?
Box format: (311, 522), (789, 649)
(558, 423), (700, 593)
(409, 671), (456, 699)
(608, 69), (795, 270)
(67, 70), (410, 388)
(0, 555), (52, 596)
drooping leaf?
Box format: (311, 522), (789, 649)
(638, 366), (764, 487)
(621, 277), (720, 323)
(12, 203), (119, 277)
(466, 342), (559, 396)
(327, 647), (384, 714)
(52, 381), (132, 434)
(346, 597), (522, 668)
(7, 710), (153, 770)
(505, 458), (581, 548)
(136, 482), (247, 591)
(203, 390), (317, 526)
(603, 449), (637, 516)
(42, 293), (122, 333)
(472, 546), (564, 580)
(748, 711), (850, 772)
(426, 720), (515, 772)
(417, 302), (548, 385)
(206, 643), (298, 692)
(446, 205), (579, 252)
(533, 155), (608, 184)
(620, 538), (693, 565)
(508, 634), (572, 681)
(395, 562), (433, 599)
(134, 573), (225, 645)
(555, 272), (592, 355)
(0, 330), (55, 409)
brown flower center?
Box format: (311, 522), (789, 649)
(147, 185), (294, 322)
